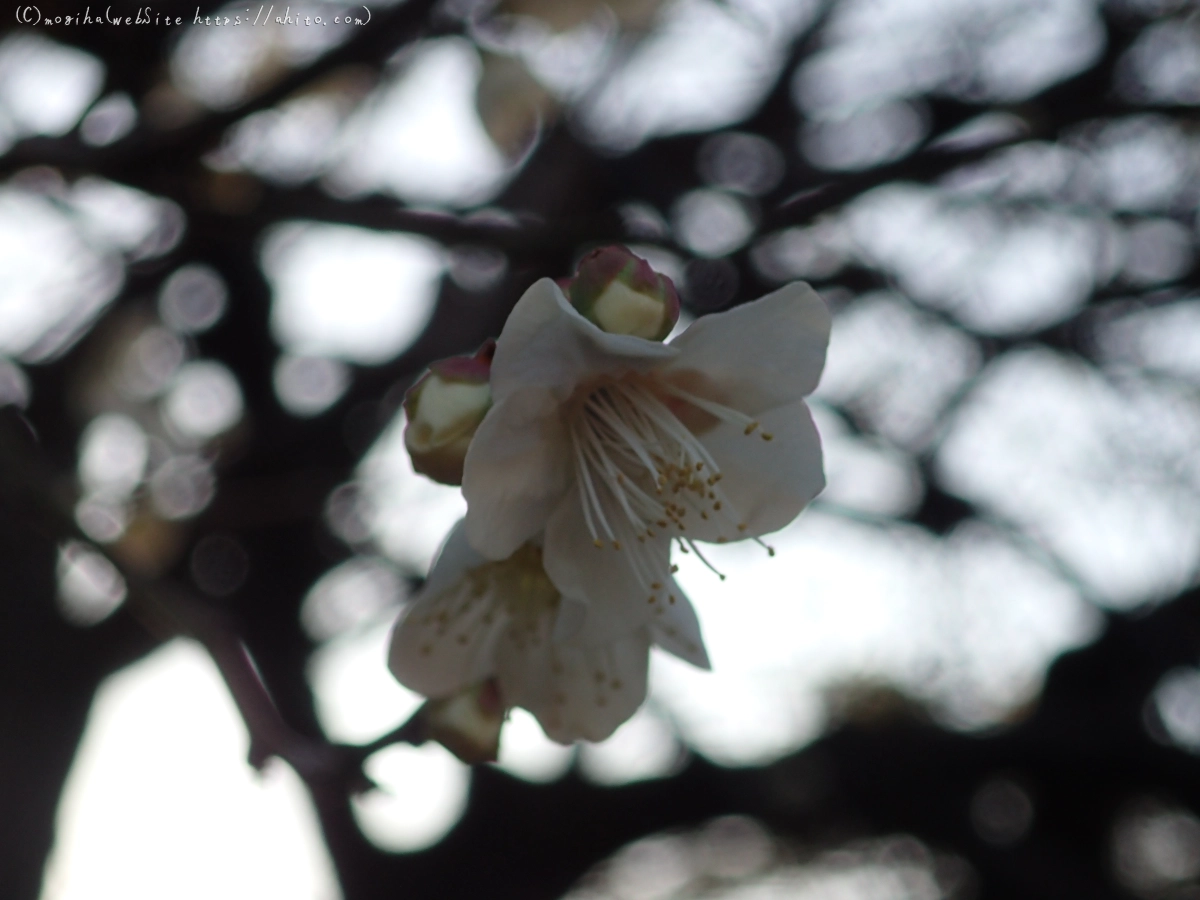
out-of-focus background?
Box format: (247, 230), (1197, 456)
(2, 0), (1199, 897)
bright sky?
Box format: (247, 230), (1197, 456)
(40, 641), (341, 900)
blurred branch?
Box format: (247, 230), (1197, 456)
(220, 183), (579, 252)
(763, 136), (1029, 231)
(129, 577), (351, 774)
(0, 402), (413, 793)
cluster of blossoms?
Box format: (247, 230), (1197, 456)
(388, 246), (830, 760)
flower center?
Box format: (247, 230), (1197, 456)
(569, 376), (776, 586)
(477, 544), (561, 627)
(418, 544), (560, 656)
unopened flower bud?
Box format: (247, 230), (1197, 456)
(404, 341), (495, 486)
(418, 679), (506, 764)
(560, 246), (680, 341)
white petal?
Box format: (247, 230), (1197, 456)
(490, 279), (678, 404)
(664, 282), (830, 415)
(648, 587), (710, 670)
(462, 387), (573, 559)
(388, 583), (508, 698)
(419, 520), (485, 600)
(500, 628), (652, 744)
(490, 609), (556, 712)
(686, 399), (825, 542)
(552, 596), (588, 642)
(541, 490), (670, 644)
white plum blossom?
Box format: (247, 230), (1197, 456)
(388, 521), (708, 744)
(461, 276), (830, 645)
(389, 250), (828, 743)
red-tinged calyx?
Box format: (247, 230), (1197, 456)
(403, 341), (495, 486)
(418, 679), (507, 764)
(561, 246), (680, 341)
(423, 339), (495, 386)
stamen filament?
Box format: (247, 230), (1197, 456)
(569, 376), (754, 590)
(659, 382), (760, 432)
(682, 537), (726, 580)
(571, 427), (614, 544)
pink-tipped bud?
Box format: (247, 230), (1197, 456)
(560, 246), (680, 341)
(419, 679), (506, 764)
(403, 341), (495, 486)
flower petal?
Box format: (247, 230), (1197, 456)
(499, 628), (652, 744)
(552, 596), (588, 642)
(419, 519), (486, 600)
(490, 279), (678, 404)
(388, 581), (508, 698)
(665, 281), (830, 415)
(541, 490), (673, 644)
(649, 587), (710, 670)
(462, 386), (573, 559)
(683, 399), (825, 542)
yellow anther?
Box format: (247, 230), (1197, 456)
(713, 501), (722, 510)
(761, 432), (774, 441)
(651, 581), (663, 590)
(593, 539), (605, 548)
(668, 594), (677, 604)
(738, 523), (748, 531)
(671, 564), (679, 573)
(612, 540), (622, 550)
(744, 421), (759, 435)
